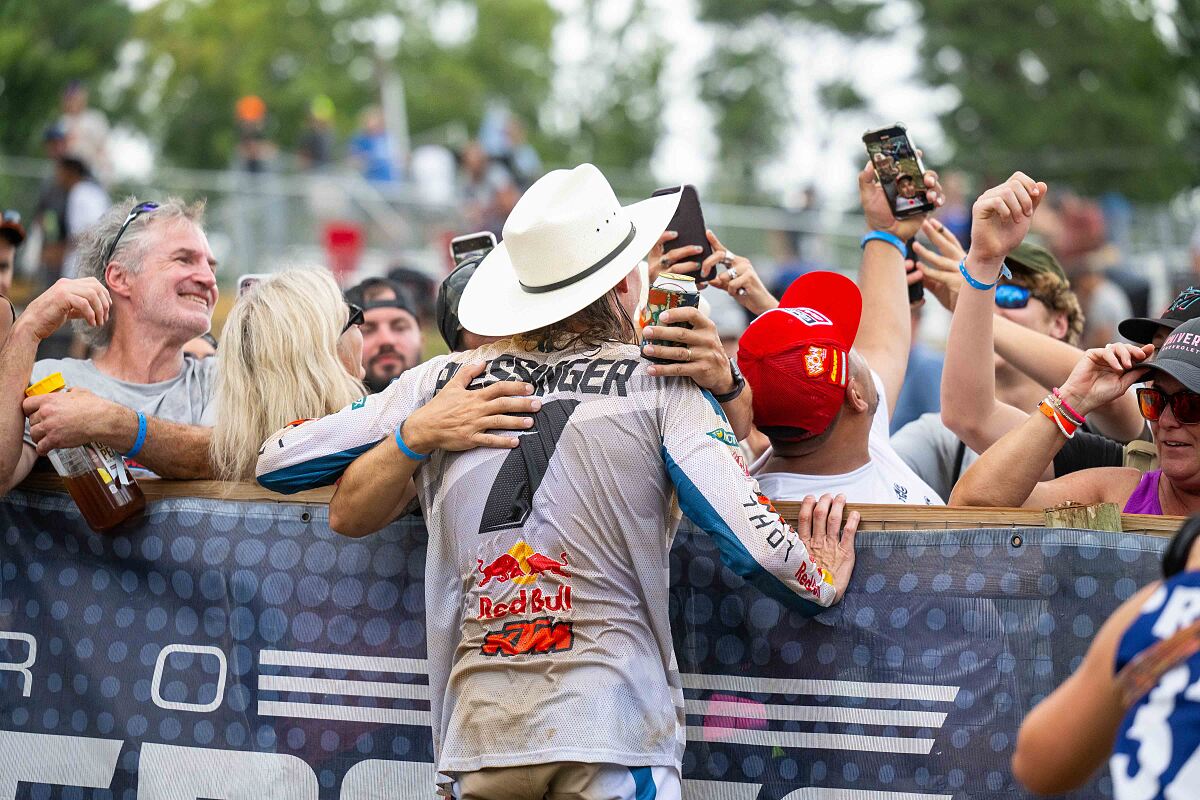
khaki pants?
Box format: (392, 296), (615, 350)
(449, 762), (680, 800)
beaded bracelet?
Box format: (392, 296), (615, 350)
(1051, 388), (1086, 426)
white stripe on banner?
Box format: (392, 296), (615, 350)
(685, 700), (946, 728)
(684, 726), (936, 755)
(258, 701), (432, 726)
(681, 673), (958, 703)
(259, 675), (430, 701)
(259, 650), (428, 675)
(783, 790), (953, 800)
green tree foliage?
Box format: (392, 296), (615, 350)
(124, 0), (558, 168)
(696, 0), (882, 200)
(917, 0), (1195, 201)
(698, 0), (1198, 202)
(0, 0), (132, 154)
(540, 0), (667, 190)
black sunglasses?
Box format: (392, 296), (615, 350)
(103, 201), (159, 266)
(342, 303), (364, 334)
(1137, 386), (1200, 425)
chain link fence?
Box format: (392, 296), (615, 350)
(1, 153), (1194, 313)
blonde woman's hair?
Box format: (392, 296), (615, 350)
(211, 268), (366, 481)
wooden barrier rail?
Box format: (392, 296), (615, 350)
(18, 472), (1182, 537)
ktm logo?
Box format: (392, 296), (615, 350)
(481, 617), (573, 657)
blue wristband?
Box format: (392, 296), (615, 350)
(394, 422), (429, 462)
(958, 258), (1012, 291)
(860, 230), (907, 256)
(124, 411), (147, 459)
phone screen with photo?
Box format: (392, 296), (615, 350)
(865, 130), (932, 217)
(450, 234), (497, 266)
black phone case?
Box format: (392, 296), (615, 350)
(905, 239), (924, 304)
(652, 185), (716, 282)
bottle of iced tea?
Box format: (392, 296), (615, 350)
(25, 373), (146, 535)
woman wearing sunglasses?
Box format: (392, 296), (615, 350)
(950, 317), (1200, 515)
(209, 268), (368, 481)
(912, 214), (1144, 446)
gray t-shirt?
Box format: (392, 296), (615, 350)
(890, 412), (978, 503)
(1083, 280), (1133, 346)
(24, 356), (218, 450)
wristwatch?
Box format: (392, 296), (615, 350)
(712, 358), (746, 403)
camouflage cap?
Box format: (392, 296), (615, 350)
(1004, 242), (1068, 284)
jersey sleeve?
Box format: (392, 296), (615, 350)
(255, 360), (442, 494)
(659, 379), (836, 613)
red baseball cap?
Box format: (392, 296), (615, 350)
(737, 271), (862, 440)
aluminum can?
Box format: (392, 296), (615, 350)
(641, 272), (700, 364)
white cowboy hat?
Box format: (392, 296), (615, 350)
(458, 163), (681, 337)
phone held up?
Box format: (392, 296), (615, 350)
(449, 231), (498, 267)
(650, 184), (716, 283)
(862, 123), (936, 220)
(905, 239), (924, 305)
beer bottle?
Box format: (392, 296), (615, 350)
(25, 373), (146, 535)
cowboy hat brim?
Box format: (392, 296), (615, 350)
(457, 191), (682, 338)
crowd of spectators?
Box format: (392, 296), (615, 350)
(5, 83), (1200, 796)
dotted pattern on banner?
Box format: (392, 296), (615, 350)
(668, 524), (1164, 800)
(0, 489), (1167, 800)
(0, 492), (432, 799)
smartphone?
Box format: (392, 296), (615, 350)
(862, 124), (936, 219)
(651, 185), (716, 282)
(237, 273), (271, 297)
(905, 239), (924, 305)
(450, 231), (497, 267)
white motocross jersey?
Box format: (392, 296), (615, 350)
(256, 341), (836, 781)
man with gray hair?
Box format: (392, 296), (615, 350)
(0, 197), (219, 492)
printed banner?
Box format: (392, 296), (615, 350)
(0, 491), (1165, 798)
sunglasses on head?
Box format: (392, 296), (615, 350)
(342, 303), (364, 334)
(995, 284), (1038, 309)
(1137, 386), (1200, 424)
(103, 201), (160, 266)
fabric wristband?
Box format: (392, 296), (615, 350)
(860, 230), (906, 256)
(124, 411), (147, 459)
(958, 258), (1012, 291)
(394, 422), (429, 462)
(1039, 397), (1077, 439)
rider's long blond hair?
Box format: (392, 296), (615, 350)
(211, 268), (365, 481)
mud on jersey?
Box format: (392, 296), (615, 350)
(256, 341), (836, 780)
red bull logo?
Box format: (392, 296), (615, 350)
(479, 585), (572, 621)
(476, 541), (570, 588)
(476, 541), (573, 621)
